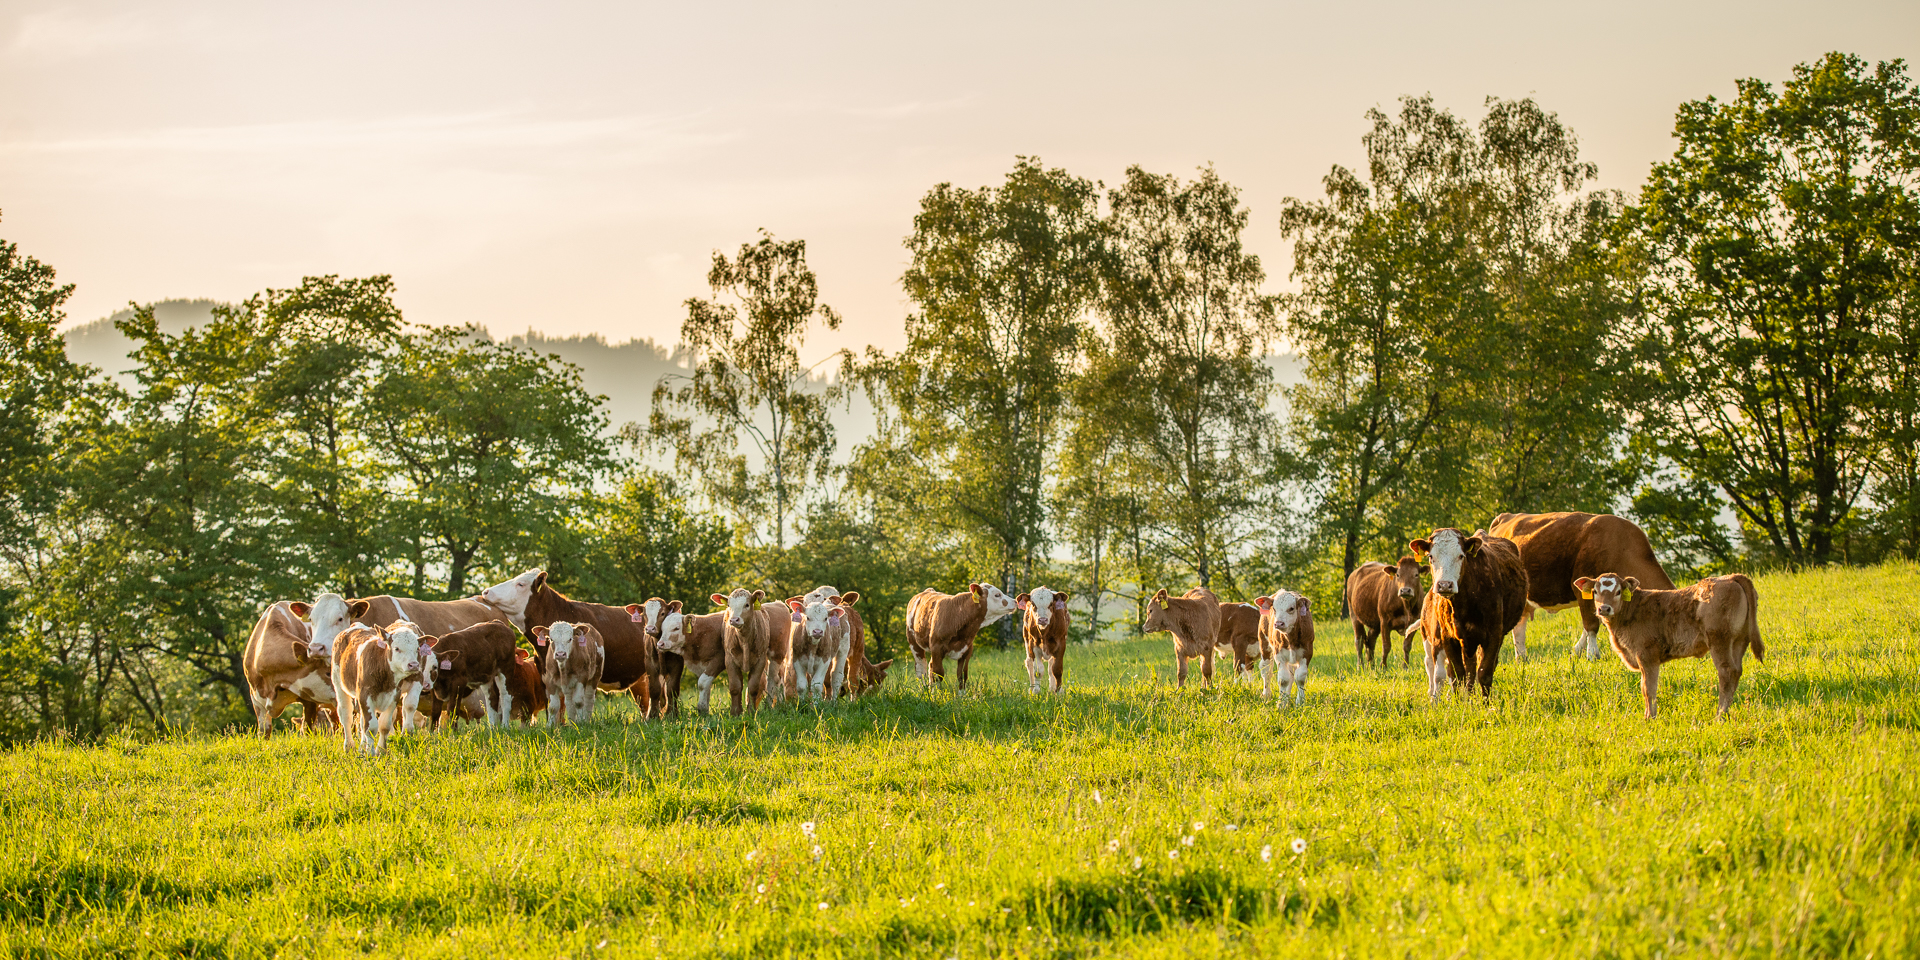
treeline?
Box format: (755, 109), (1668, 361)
(2, 52), (1915, 741)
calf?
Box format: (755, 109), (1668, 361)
(1574, 572), (1765, 718)
(786, 593), (857, 701)
(1215, 602), (1269, 694)
(657, 610), (730, 715)
(1413, 528), (1528, 698)
(242, 594), (371, 737)
(422, 620), (519, 728)
(332, 624), (429, 755)
(1254, 591), (1315, 706)
(441, 648), (544, 727)
(1346, 558), (1426, 667)
(795, 586), (889, 699)
(625, 598), (684, 716)
(1018, 587), (1071, 694)
(1141, 588), (1223, 688)
(532, 621), (607, 728)
(1489, 512), (1675, 661)
(713, 588), (778, 715)
(904, 583), (1019, 693)
(524, 573), (660, 718)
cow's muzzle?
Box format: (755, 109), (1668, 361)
(1595, 603), (1614, 616)
(1433, 581), (1457, 596)
(1398, 588), (1416, 599)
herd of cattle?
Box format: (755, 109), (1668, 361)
(244, 511), (1768, 754)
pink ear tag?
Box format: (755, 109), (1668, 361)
(791, 612), (803, 623)
(630, 612), (645, 622)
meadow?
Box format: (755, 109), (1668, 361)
(3, 564), (1918, 959)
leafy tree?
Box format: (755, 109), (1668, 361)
(553, 470), (732, 608)
(855, 157), (1104, 608)
(0, 220), (88, 550)
(1093, 165), (1274, 592)
(650, 231), (844, 553)
(1627, 52), (1920, 566)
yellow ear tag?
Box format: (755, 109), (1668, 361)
(1622, 588), (1633, 602)
(1413, 550), (1427, 562)
(1580, 589), (1594, 600)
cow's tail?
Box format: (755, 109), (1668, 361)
(1729, 573), (1764, 663)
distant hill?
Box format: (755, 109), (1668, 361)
(63, 300), (221, 387)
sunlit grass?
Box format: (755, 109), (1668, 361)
(3, 564), (1918, 957)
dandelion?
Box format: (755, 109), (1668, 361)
(1131, 856), (1142, 870)
(934, 883), (946, 891)
(1224, 824), (1239, 833)
(812, 845), (823, 861)
(1181, 835), (1194, 847)
(1192, 820), (1205, 831)
(1092, 789), (1103, 805)
(755, 883), (766, 894)
(1106, 839), (1120, 853)
(817, 902), (829, 911)
(1260, 844), (1273, 863)
(1291, 837), (1308, 855)
(900, 899), (912, 907)
(800, 821), (816, 837)
(1168, 849), (1179, 860)
(745, 850), (758, 862)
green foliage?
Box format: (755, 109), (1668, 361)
(1627, 52), (1920, 566)
(549, 470), (732, 609)
(650, 231), (844, 552)
(0, 218), (86, 547)
(4, 563), (1916, 957)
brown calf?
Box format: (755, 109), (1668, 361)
(1412, 528), (1528, 698)
(524, 573), (660, 718)
(905, 584), (1019, 693)
(1141, 588), (1223, 688)
(1254, 590), (1315, 706)
(452, 648), (545, 726)
(795, 585), (892, 699)
(658, 610), (730, 715)
(332, 623), (429, 755)
(533, 621), (607, 728)
(1346, 558), (1426, 668)
(1489, 512), (1675, 661)
(1215, 602), (1269, 694)
(1574, 572), (1765, 718)
(711, 588), (777, 715)
(422, 620), (519, 729)
(1017, 586), (1071, 694)
(625, 598), (684, 717)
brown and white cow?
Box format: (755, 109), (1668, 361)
(786, 592), (856, 701)
(712, 588), (779, 715)
(795, 585), (891, 699)
(1574, 572), (1765, 718)
(657, 609), (729, 716)
(355, 568), (541, 638)
(532, 621), (606, 728)
(445, 647), (544, 727)
(332, 623), (430, 755)
(1017, 586), (1071, 694)
(1413, 528), (1528, 698)
(242, 594), (371, 738)
(1141, 587), (1223, 688)
(1345, 558), (1426, 668)
(1488, 512), (1675, 661)
(1215, 602), (1270, 694)
(523, 572), (660, 718)
(421, 620), (519, 729)
(1254, 590), (1315, 706)
(624, 598), (684, 716)
(904, 583), (1019, 693)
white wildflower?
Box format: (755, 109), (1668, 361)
(1168, 849), (1179, 860)
(1291, 837), (1308, 855)
(811, 845), (823, 861)
(1181, 835), (1194, 847)
(1106, 839), (1120, 853)
(800, 821), (816, 837)
(1224, 824), (1239, 832)
(934, 883), (945, 890)
(745, 850), (758, 862)
(1131, 856), (1142, 870)
(1260, 844), (1273, 863)
(1192, 820), (1204, 831)
(1092, 789), (1103, 805)
(817, 902), (829, 911)
(755, 883), (766, 894)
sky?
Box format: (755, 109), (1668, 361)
(3, 0), (1914, 361)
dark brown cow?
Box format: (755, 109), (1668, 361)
(1488, 512), (1675, 661)
(1141, 588), (1223, 688)
(1345, 558), (1426, 668)
(523, 572), (659, 718)
(422, 620), (519, 729)
(1214, 603), (1269, 693)
(1017, 586), (1071, 694)
(1253, 590), (1315, 706)
(1413, 528), (1528, 698)
(904, 584), (1019, 693)
(624, 598), (684, 717)
(1575, 572), (1765, 718)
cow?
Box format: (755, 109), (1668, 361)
(1017, 586), (1071, 694)
(1254, 590), (1315, 706)
(1574, 572), (1765, 718)
(712, 588), (779, 715)
(332, 623), (430, 755)
(794, 586), (890, 699)
(786, 593), (856, 701)
(523, 572), (660, 718)
(625, 598), (684, 716)
(904, 583), (1019, 693)
(1141, 588), (1223, 688)
(354, 568), (542, 637)
(1412, 528), (1529, 698)
(242, 594), (371, 738)
(1345, 558), (1427, 668)
(532, 621), (607, 728)
(421, 620), (519, 729)
(436, 647), (544, 727)
(1488, 512), (1675, 661)
(657, 610), (729, 716)
(1215, 602), (1270, 694)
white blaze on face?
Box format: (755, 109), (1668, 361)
(1265, 590), (1307, 635)
(547, 621), (579, 662)
(385, 621), (426, 677)
(979, 585), (1018, 626)
(1427, 530), (1468, 597)
(481, 569), (543, 615)
(805, 585), (841, 606)
(803, 600), (836, 640)
(1589, 574), (1625, 615)
(1025, 587), (1059, 628)
(641, 599), (665, 636)
(658, 612), (687, 655)
(724, 589), (755, 626)
(303, 593), (356, 662)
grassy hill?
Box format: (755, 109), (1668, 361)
(4, 563), (1917, 958)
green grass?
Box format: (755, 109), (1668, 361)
(4, 564), (1919, 958)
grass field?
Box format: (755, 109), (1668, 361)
(4, 564), (1919, 958)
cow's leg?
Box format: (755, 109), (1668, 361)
(1200, 647), (1215, 688)
(956, 652), (971, 694)
(1576, 599), (1602, 660)
(1424, 642), (1445, 701)
(747, 656), (767, 711)
(1175, 651), (1189, 688)
(726, 657), (745, 716)
(549, 687), (565, 729)
(1445, 639), (1471, 693)
(1051, 645), (1065, 693)
(1401, 626), (1415, 667)
(928, 642), (948, 687)
(1476, 638), (1501, 697)
(696, 673), (716, 716)
(1024, 648), (1041, 693)
(1292, 657), (1309, 706)
(1353, 619), (1367, 665)
(1712, 646), (1742, 718)
(1259, 648), (1273, 698)
(1511, 606), (1531, 662)
(1640, 658), (1663, 719)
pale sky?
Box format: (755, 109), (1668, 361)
(4, 0), (1913, 360)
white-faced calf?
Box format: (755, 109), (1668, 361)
(712, 588), (774, 715)
(1574, 572), (1765, 718)
(1254, 590), (1315, 706)
(787, 593), (856, 701)
(333, 624), (429, 755)
(1017, 586), (1071, 694)
(532, 620), (606, 728)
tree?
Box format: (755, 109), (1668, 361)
(856, 158), (1104, 613)
(554, 470), (733, 608)
(650, 231), (844, 553)
(0, 219), (88, 550)
(1627, 53), (1920, 566)
(366, 326), (613, 595)
(1094, 165), (1274, 592)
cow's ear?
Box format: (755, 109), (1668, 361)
(288, 602), (312, 618)
(1152, 588), (1169, 604)
(1623, 577), (1641, 599)
(290, 640), (312, 660)
(1419, 565), (1430, 576)
(625, 603), (643, 617)
(348, 600), (372, 619)
(839, 591), (859, 605)
(666, 600), (682, 613)
(575, 622), (592, 639)
(751, 589), (766, 604)
(970, 583), (985, 601)
(531, 571), (549, 593)
(1464, 536), (1483, 557)
(1016, 593), (1031, 608)
(1254, 596), (1273, 611)
(829, 606), (845, 621)
(710, 593), (727, 606)
(1054, 591), (1070, 605)
(1297, 596), (1311, 612)
(1573, 577), (1594, 593)
(531, 625), (549, 640)
(1409, 539), (1431, 560)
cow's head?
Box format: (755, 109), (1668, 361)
(804, 585), (842, 606)
(624, 598), (680, 639)
(657, 612), (688, 655)
(1573, 573), (1638, 617)
(1411, 529), (1479, 598)
(790, 599), (838, 641)
(1141, 588), (1173, 633)
(1017, 586), (1069, 628)
(711, 588), (765, 627)
(289, 593), (371, 664)
(865, 657), (894, 689)
(417, 637), (442, 689)
(383, 620), (428, 679)
(532, 621), (585, 663)
(1256, 591), (1310, 634)
(479, 568), (544, 615)
(427, 648), (464, 700)
(1394, 556), (1427, 600)
(969, 583), (1019, 626)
